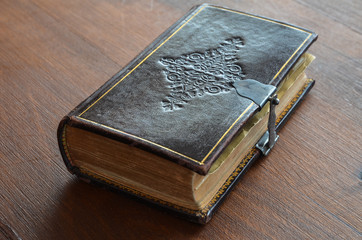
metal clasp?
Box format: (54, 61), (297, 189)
(232, 79), (280, 156)
(256, 95), (279, 155)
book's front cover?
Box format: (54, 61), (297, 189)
(61, 4), (316, 175)
(64, 5), (317, 175)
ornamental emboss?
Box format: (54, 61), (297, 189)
(160, 37), (245, 111)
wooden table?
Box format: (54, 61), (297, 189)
(1, 0), (361, 239)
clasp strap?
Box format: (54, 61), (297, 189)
(256, 94), (279, 155)
(232, 79), (280, 156)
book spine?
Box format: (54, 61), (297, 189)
(57, 116), (76, 174)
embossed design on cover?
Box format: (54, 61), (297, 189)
(160, 37), (245, 111)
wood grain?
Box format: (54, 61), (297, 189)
(0, 0), (361, 239)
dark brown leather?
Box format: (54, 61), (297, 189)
(58, 4), (317, 175)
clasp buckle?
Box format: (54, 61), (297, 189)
(256, 94), (279, 155)
(233, 79), (280, 156)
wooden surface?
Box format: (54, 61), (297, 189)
(0, 0), (361, 239)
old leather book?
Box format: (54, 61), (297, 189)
(57, 4), (317, 223)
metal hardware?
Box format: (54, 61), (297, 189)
(233, 79), (277, 108)
(256, 94), (280, 155)
(233, 79), (280, 156)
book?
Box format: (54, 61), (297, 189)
(57, 4), (317, 223)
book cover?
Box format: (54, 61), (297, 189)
(58, 4), (317, 223)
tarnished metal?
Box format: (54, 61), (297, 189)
(233, 79), (277, 109)
(233, 79), (280, 155)
(256, 94), (280, 155)
(267, 94), (279, 150)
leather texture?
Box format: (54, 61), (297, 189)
(60, 4), (317, 175)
